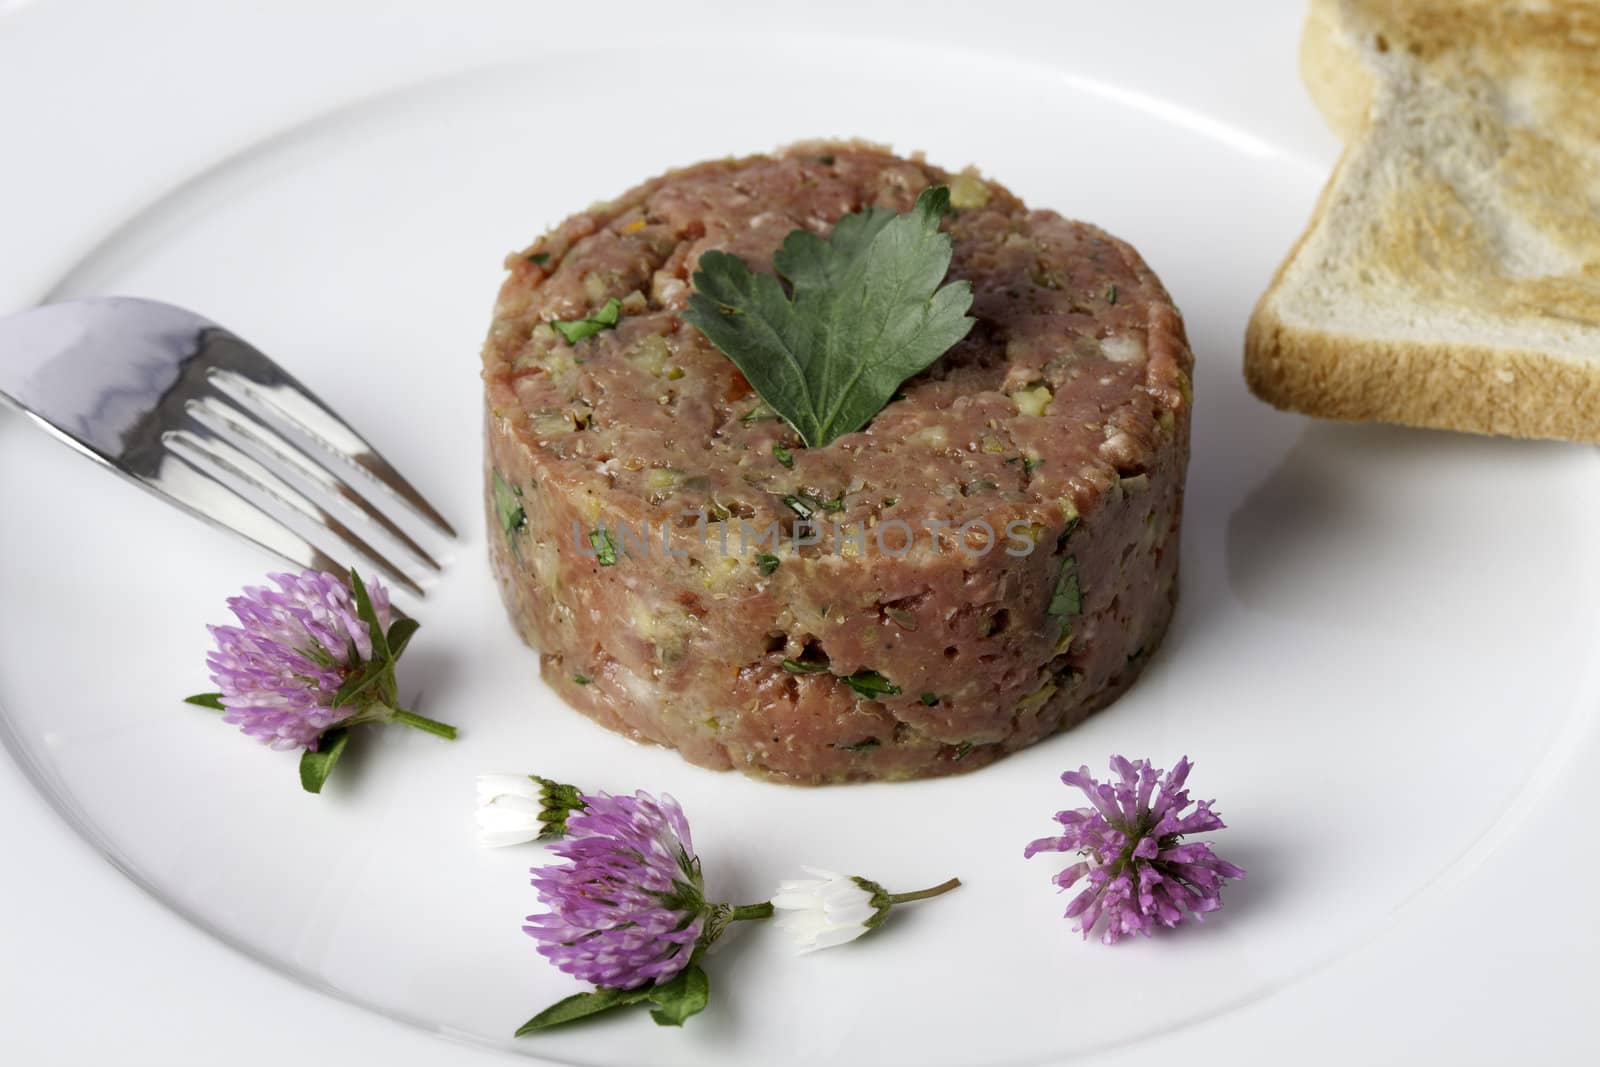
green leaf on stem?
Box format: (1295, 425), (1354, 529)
(299, 728), (351, 794)
(514, 986), (652, 1036)
(647, 965), (710, 1027)
(348, 568), (390, 662)
(385, 617), (421, 661)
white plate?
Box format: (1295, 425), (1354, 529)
(4, 2), (1599, 1065)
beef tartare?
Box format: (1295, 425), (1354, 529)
(482, 142), (1193, 783)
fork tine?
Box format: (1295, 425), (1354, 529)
(134, 450), (347, 579)
(163, 423), (427, 598)
(186, 392), (443, 574)
(203, 335), (456, 538)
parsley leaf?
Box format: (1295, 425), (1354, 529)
(551, 297), (622, 344)
(683, 186), (975, 447)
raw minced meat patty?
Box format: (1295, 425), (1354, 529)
(482, 141), (1193, 784)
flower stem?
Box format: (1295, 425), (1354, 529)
(726, 901), (775, 923)
(391, 708), (458, 740)
(886, 877), (962, 905)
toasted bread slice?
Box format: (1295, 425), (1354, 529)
(1246, 0), (1600, 442)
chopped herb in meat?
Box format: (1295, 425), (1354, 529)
(919, 692), (940, 707)
(1048, 556), (1081, 616)
(527, 251), (550, 265)
(551, 297), (622, 344)
(492, 471), (526, 546)
(772, 442), (794, 468)
(842, 669), (901, 698)
(781, 658), (831, 674)
(755, 552), (781, 575)
(589, 528), (618, 566)
(572, 673), (592, 685)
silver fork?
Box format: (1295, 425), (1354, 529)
(0, 297), (454, 597)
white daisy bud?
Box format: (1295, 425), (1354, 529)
(771, 867), (963, 954)
(475, 774), (586, 847)
(771, 867), (887, 953)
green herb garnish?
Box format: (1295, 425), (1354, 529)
(919, 692), (940, 707)
(781, 658), (831, 674)
(755, 552), (781, 575)
(492, 471), (526, 548)
(572, 673), (592, 685)
(527, 251), (550, 266)
(842, 669), (901, 698)
(551, 297), (622, 344)
(683, 186), (975, 447)
(772, 442), (794, 468)
(589, 528), (618, 566)
(1048, 556), (1081, 616)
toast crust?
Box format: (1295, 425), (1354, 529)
(1246, 301), (1600, 443)
(1246, 0), (1600, 443)
(1300, 0), (1372, 140)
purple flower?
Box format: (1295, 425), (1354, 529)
(191, 569), (455, 781)
(1024, 756), (1244, 944)
(524, 790), (707, 989)
(203, 570), (391, 750)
